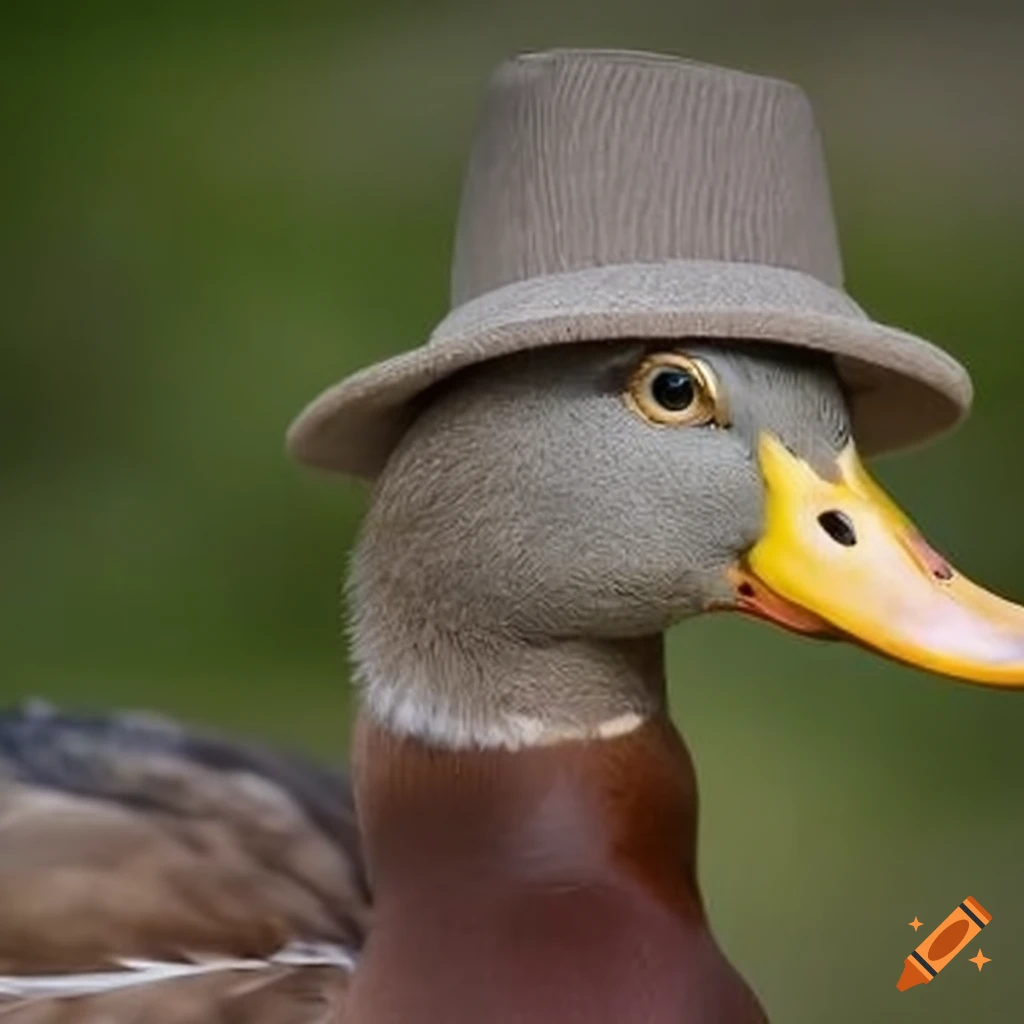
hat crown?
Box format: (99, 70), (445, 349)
(451, 49), (843, 306)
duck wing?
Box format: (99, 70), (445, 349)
(0, 703), (366, 1022)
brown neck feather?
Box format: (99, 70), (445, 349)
(349, 712), (768, 1023)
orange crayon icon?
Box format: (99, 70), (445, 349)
(897, 896), (992, 991)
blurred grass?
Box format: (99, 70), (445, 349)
(1, 3), (1023, 1021)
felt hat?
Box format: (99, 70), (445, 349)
(287, 49), (972, 477)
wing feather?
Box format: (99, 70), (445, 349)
(0, 704), (364, 1022)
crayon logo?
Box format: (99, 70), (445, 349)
(897, 897), (992, 991)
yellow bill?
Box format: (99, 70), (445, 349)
(732, 433), (1024, 687)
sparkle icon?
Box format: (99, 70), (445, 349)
(909, 917), (923, 931)
(968, 950), (991, 972)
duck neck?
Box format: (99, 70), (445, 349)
(350, 594), (668, 749)
(348, 641), (768, 1023)
(348, 494), (671, 749)
(352, 700), (701, 916)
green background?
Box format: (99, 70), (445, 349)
(1, 3), (1022, 1021)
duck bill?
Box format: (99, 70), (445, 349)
(731, 433), (1024, 687)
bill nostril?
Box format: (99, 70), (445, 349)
(818, 510), (857, 547)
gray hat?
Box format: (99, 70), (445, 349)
(287, 48), (972, 477)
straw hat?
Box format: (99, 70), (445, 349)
(287, 49), (972, 477)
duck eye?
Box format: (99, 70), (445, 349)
(625, 352), (728, 428)
(651, 368), (695, 411)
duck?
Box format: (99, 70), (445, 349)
(2, 48), (1023, 1024)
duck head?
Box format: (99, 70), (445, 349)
(351, 341), (1024, 748)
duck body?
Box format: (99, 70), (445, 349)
(0, 700), (766, 1024)
(0, 701), (764, 1024)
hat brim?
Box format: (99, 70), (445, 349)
(286, 260), (972, 477)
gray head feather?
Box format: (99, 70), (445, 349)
(349, 341), (850, 744)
